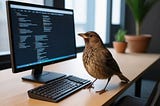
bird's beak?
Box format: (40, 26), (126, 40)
(78, 33), (88, 39)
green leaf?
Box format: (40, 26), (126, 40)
(115, 29), (126, 42)
(125, 0), (159, 35)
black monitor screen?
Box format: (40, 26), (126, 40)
(7, 1), (76, 83)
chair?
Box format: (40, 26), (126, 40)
(114, 80), (160, 106)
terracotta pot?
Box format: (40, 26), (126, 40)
(113, 41), (127, 53)
(125, 34), (152, 53)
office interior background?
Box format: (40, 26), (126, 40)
(0, 0), (160, 80)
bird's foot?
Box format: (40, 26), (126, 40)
(85, 78), (97, 92)
(96, 89), (107, 94)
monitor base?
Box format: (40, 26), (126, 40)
(22, 71), (66, 83)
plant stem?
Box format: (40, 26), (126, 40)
(135, 21), (142, 36)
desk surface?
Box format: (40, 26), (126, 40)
(0, 49), (159, 106)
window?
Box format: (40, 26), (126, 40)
(65, 0), (124, 48)
(112, 0), (121, 25)
(65, 0), (108, 47)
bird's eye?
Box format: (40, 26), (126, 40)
(89, 35), (93, 37)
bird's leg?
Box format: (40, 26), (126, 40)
(96, 77), (111, 94)
(86, 78), (97, 89)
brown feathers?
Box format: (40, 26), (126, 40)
(78, 31), (129, 94)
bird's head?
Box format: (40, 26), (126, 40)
(78, 31), (104, 47)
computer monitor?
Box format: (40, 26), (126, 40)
(6, 1), (76, 83)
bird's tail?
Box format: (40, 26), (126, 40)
(117, 73), (129, 83)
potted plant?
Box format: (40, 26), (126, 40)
(125, 0), (159, 53)
(113, 29), (127, 53)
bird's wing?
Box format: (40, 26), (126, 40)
(99, 48), (121, 73)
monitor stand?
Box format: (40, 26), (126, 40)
(22, 66), (66, 83)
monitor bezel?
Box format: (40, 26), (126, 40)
(6, 1), (77, 73)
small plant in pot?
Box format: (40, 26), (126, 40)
(113, 29), (127, 53)
(125, 0), (159, 53)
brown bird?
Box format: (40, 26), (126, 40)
(78, 31), (129, 94)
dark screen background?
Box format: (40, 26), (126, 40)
(9, 5), (76, 68)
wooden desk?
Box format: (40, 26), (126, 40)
(0, 49), (159, 106)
